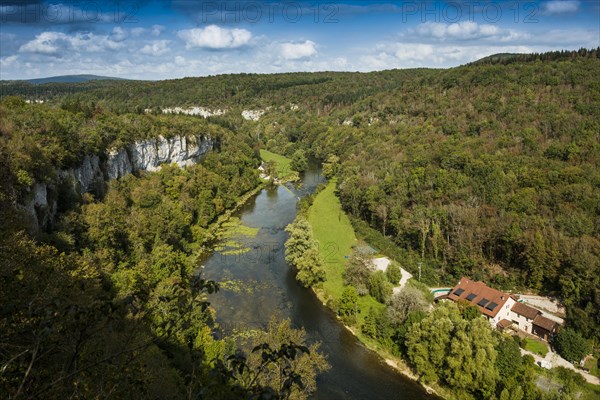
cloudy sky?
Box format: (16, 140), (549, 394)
(1, 0), (598, 80)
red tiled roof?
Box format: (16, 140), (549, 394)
(497, 319), (513, 329)
(447, 277), (511, 318)
(511, 302), (541, 320)
(533, 315), (558, 332)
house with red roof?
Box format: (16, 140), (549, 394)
(447, 277), (559, 341)
(447, 277), (517, 327)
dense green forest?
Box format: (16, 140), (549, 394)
(263, 52), (599, 344)
(289, 56), (599, 342)
(1, 49), (599, 398)
(0, 99), (329, 398)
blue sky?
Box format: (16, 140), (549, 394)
(1, 1), (598, 80)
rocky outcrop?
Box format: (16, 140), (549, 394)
(161, 107), (225, 117)
(22, 135), (212, 231)
(22, 182), (57, 231)
(104, 135), (211, 180)
(242, 110), (265, 121)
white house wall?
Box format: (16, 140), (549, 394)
(486, 297), (516, 327)
(509, 308), (535, 333)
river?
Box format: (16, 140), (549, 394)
(203, 161), (434, 399)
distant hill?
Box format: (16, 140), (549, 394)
(471, 53), (523, 64)
(470, 48), (599, 65)
(26, 74), (127, 84)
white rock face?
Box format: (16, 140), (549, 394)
(22, 182), (56, 230)
(73, 155), (103, 193)
(161, 107), (225, 117)
(24, 134), (212, 230)
(33, 182), (47, 207)
(242, 110), (265, 121)
(129, 135), (211, 172)
(105, 148), (132, 180)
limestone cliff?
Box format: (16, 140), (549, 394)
(22, 135), (212, 231)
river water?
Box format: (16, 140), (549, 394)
(203, 161), (433, 400)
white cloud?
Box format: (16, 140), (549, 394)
(394, 43), (435, 61)
(178, 25), (252, 49)
(132, 25), (166, 38)
(139, 40), (171, 56)
(111, 27), (128, 42)
(69, 32), (125, 52)
(131, 27), (146, 37)
(19, 32), (63, 55)
(360, 52), (394, 70)
(18, 31), (125, 57)
(151, 25), (166, 37)
(280, 40), (317, 60)
(0, 55), (18, 68)
(413, 21), (501, 40)
(359, 43), (540, 70)
(543, 1), (580, 15)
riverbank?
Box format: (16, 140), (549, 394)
(206, 151), (298, 241)
(311, 284), (446, 399)
(306, 180), (447, 399)
(204, 180), (267, 242)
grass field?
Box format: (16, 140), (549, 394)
(524, 338), (549, 357)
(259, 149), (294, 178)
(308, 180), (384, 324)
(584, 356), (599, 378)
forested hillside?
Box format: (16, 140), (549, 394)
(1, 49), (599, 397)
(272, 55), (600, 343)
(77, 49), (596, 345)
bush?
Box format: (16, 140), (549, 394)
(368, 271), (392, 303)
(387, 286), (427, 326)
(385, 261), (402, 284)
(338, 286), (358, 325)
(343, 247), (373, 291)
(406, 279), (434, 303)
(552, 328), (591, 363)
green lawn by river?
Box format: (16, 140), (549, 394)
(259, 149), (295, 178)
(308, 180), (384, 324)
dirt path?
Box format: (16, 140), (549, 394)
(372, 257), (412, 294)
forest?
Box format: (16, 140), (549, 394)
(261, 52), (600, 344)
(1, 49), (599, 398)
(0, 98), (328, 398)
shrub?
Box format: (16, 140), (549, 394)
(552, 328), (591, 363)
